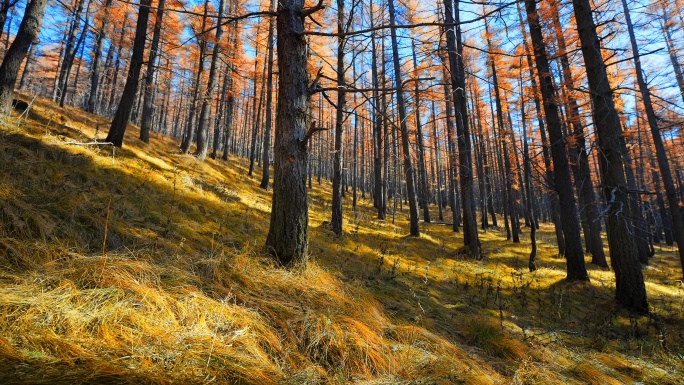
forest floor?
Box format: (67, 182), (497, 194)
(0, 93), (682, 384)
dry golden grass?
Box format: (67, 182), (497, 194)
(0, 93), (682, 384)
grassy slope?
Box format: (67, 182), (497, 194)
(0, 94), (682, 384)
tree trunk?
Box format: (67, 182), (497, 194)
(180, 0), (208, 153)
(0, 0), (11, 44)
(660, 6), (684, 104)
(387, 0), (419, 236)
(104, 0), (151, 147)
(18, 38), (36, 90)
(259, 0), (276, 188)
(411, 37), (431, 224)
(194, 0), (224, 160)
(443, 0), (479, 253)
(520, 76), (537, 271)
(265, 0), (312, 265)
(571, 0), (648, 312)
(516, 2), (565, 256)
(0, 0), (47, 116)
(57, 0), (87, 106)
(623, 0), (684, 276)
(331, 0), (347, 235)
(526, 0), (588, 280)
(139, 0), (166, 143)
(549, 3), (606, 267)
(370, 0), (384, 219)
(107, 16), (128, 114)
(87, 0), (113, 112)
(488, 35), (518, 244)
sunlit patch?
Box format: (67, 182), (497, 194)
(0, 93), (681, 384)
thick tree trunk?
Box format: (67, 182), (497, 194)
(624, 0), (684, 276)
(549, 4), (606, 267)
(139, 0), (166, 143)
(0, 0), (47, 116)
(0, 0), (11, 43)
(516, 2), (564, 255)
(104, 0), (151, 147)
(526, 0), (588, 280)
(265, 0), (313, 265)
(571, 0), (648, 312)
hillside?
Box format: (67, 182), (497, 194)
(0, 94), (682, 384)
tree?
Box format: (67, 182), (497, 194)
(87, 0), (113, 113)
(525, 0), (588, 280)
(259, 0), (276, 189)
(443, 0), (479, 255)
(195, 0), (225, 160)
(265, 0), (324, 265)
(104, 0), (151, 147)
(571, 0), (648, 312)
(387, 0), (419, 236)
(0, 0), (48, 116)
(331, 0), (348, 236)
(622, 0), (684, 277)
(140, 0), (166, 143)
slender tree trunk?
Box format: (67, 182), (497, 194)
(195, 0), (224, 160)
(443, 0), (479, 253)
(259, 0), (276, 188)
(139, 0), (166, 143)
(331, 0), (347, 235)
(180, 0), (208, 153)
(0, 0), (47, 116)
(104, 0), (151, 147)
(212, 64), (228, 159)
(411, 37), (431, 224)
(441, 64), (459, 232)
(571, 0), (648, 312)
(660, 7), (684, 104)
(370, 1), (384, 219)
(431, 102), (444, 221)
(18, 38), (36, 90)
(87, 0), (113, 112)
(107, 16), (128, 114)
(57, 0), (87, 106)
(488, 35), (517, 243)
(387, 0), (419, 236)
(248, 59), (267, 174)
(520, 75), (537, 271)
